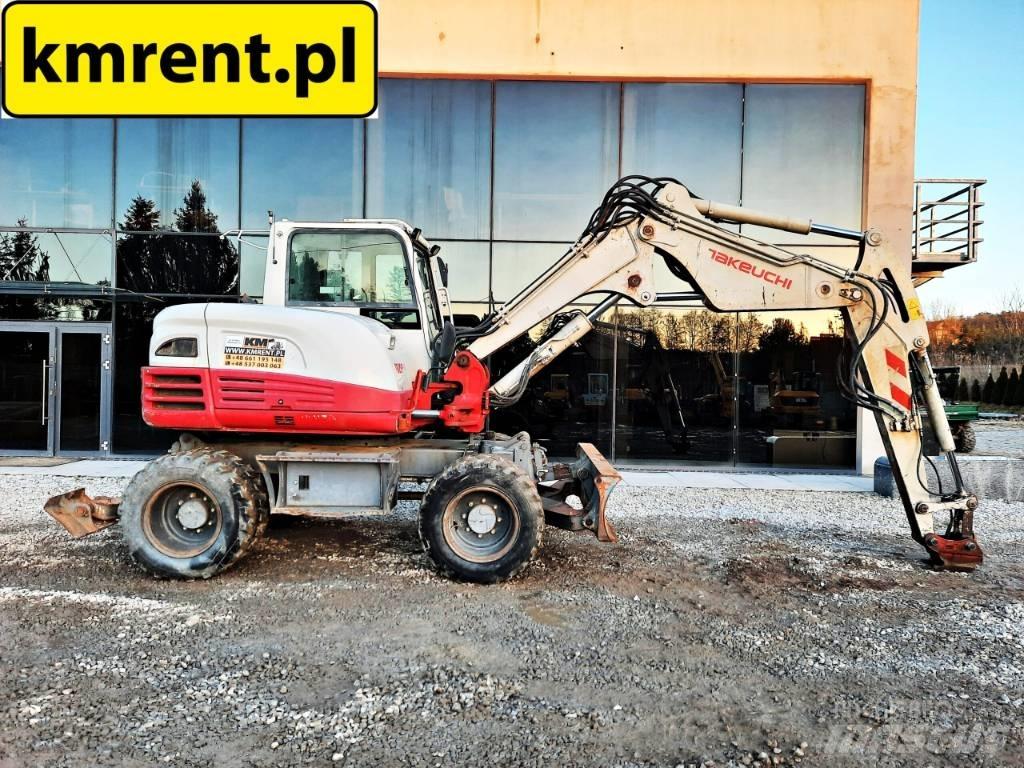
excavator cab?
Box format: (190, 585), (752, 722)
(263, 220), (452, 362)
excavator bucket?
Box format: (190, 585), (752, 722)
(44, 488), (120, 539)
(539, 442), (621, 542)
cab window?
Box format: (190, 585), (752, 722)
(288, 231), (415, 307)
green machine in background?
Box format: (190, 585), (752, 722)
(933, 366), (980, 453)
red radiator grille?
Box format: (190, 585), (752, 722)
(213, 372), (335, 409)
(143, 370), (208, 411)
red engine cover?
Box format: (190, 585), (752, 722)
(142, 351), (491, 436)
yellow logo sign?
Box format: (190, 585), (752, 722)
(1, 1), (378, 117)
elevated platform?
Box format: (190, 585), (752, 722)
(912, 178), (986, 280)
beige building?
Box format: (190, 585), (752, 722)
(1, 0), (929, 470)
(378, 0), (920, 472)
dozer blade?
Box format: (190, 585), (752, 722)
(540, 443), (621, 543)
(44, 488), (120, 539)
(576, 442), (620, 542)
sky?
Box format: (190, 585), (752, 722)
(916, 0), (1024, 316)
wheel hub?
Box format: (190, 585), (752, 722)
(467, 502), (497, 534)
(442, 486), (520, 564)
(176, 498), (210, 530)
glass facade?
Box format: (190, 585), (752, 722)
(1, 78), (865, 463)
(116, 118), (240, 231)
(742, 85), (865, 244)
(621, 83), (743, 204)
(367, 80), (491, 239)
(0, 119), (113, 229)
(494, 82), (620, 241)
(242, 119), (362, 228)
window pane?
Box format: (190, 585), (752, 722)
(434, 241), (489, 303)
(242, 119), (362, 228)
(59, 332), (102, 452)
(116, 233), (239, 294)
(0, 330), (49, 451)
(0, 295), (112, 322)
(489, 305), (614, 458)
(0, 118), (113, 228)
(491, 242), (571, 303)
(450, 301), (489, 329)
(742, 85), (865, 243)
(494, 82), (619, 241)
(116, 119), (239, 232)
(367, 80), (491, 239)
(737, 310), (855, 468)
(0, 230), (112, 285)
(622, 84), (742, 203)
(614, 307), (736, 464)
(288, 230), (411, 305)
(239, 234), (269, 299)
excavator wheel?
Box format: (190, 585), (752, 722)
(953, 423), (977, 454)
(418, 454), (543, 584)
(120, 449), (269, 579)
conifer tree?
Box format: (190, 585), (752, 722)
(994, 366), (1009, 404)
(1006, 368), (1021, 406)
(982, 373), (995, 403)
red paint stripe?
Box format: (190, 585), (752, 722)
(890, 383), (912, 410)
(885, 349), (907, 378)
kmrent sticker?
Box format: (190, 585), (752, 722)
(1, 1), (377, 117)
(223, 336), (287, 370)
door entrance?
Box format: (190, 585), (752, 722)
(0, 323), (112, 456)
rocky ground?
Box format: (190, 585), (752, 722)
(1, 471), (1023, 768)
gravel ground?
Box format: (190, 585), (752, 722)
(2, 472), (1023, 768)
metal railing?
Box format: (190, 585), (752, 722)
(912, 178), (986, 267)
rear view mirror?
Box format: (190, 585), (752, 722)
(437, 257), (449, 288)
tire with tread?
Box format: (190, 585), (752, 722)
(120, 448), (269, 579)
(419, 454), (543, 583)
(953, 422), (977, 454)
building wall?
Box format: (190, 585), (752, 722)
(378, 0), (920, 472)
(0, 0), (920, 468)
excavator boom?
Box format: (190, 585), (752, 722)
(464, 176), (981, 570)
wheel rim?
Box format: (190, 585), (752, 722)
(441, 486), (520, 564)
(142, 482), (223, 558)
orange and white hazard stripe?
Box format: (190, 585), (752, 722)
(885, 348), (912, 411)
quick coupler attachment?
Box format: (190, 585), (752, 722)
(921, 499), (983, 570)
(537, 442), (620, 543)
(44, 488), (121, 539)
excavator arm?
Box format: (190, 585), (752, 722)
(457, 176), (981, 570)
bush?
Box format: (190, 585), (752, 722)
(971, 379), (982, 401)
(1006, 368), (1020, 406)
(958, 377), (969, 401)
(982, 373), (995, 403)
(993, 367), (1009, 404)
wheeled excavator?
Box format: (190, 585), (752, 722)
(44, 176), (982, 582)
